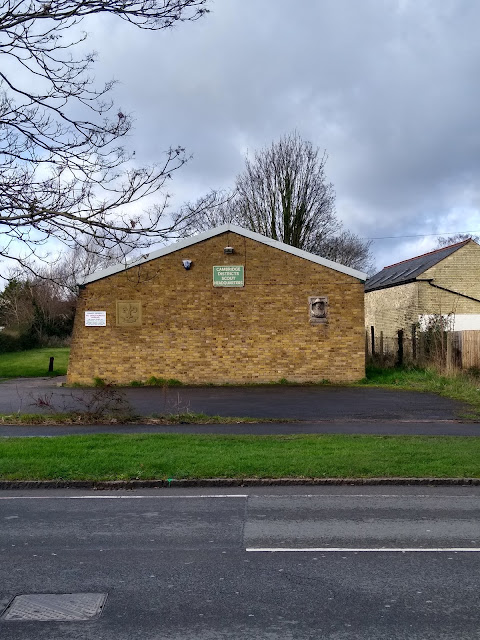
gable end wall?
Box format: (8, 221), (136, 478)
(67, 233), (365, 384)
(419, 242), (480, 315)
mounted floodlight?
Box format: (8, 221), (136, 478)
(182, 259), (192, 270)
(224, 246), (234, 254)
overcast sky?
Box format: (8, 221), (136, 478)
(87, 0), (480, 272)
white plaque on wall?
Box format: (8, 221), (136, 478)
(85, 311), (106, 327)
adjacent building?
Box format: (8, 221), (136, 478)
(365, 238), (480, 356)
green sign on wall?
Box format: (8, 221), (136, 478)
(213, 265), (244, 287)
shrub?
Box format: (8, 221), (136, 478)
(0, 331), (38, 354)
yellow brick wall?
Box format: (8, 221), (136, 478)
(365, 282), (419, 332)
(419, 241), (480, 315)
(364, 282), (419, 354)
(67, 232), (365, 384)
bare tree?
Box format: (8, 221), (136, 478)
(0, 0), (209, 278)
(179, 132), (373, 271)
(436, 233), (479, 247)
(178, 133), (338, 247)
(175, 189), (237, 236)
(310, 230), (375, 273)
(44, 237), (133, 295)
(236, 132), (338, 249)
(0, 237), (130, 346)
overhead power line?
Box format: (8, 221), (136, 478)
(366, 230), (480, 240)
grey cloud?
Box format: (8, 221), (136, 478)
(85, 0), (480, 265)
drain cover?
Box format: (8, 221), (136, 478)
(2, 593), (107, 621)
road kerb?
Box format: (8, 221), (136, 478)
(1, 477), (480, 490)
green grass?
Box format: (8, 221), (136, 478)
(360, 365), (480, 419)
(0, 433), (479, 480)
(0, 412), (284, 425)
(0, 347), (70, 378)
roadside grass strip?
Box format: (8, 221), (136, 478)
(0, 348), (69, 378)
(0, 413), (281, 425)
(1, 433), (480, 481)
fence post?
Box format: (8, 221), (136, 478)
(371, 326), (375, 357)
(396, 329), (404, 367)
(453, 332), (462, 369)
(418, 331), (425, 365)
(446, 332), (452, 373)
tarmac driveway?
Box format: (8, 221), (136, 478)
(0, 376), (468, 421)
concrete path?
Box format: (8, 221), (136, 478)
(0, 376), (469, 421)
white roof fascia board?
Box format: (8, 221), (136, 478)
(229, 225), (367, 280)
(82, 224), (367, 285)
(81, 226), (229, 284)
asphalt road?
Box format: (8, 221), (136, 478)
(1, 420), (480, 437)
(1, 486), (480, 639)
(0, 376), (469, 421)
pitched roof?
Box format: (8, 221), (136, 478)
(82, 224), (368, 285)
(365, 239), (472, 292)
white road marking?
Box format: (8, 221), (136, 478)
(0, 494), (248, 500)
(246, 547), (480, 552)
(0, 493), (479, 499)
(248, 494), (480, 498)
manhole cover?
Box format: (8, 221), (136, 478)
(2, 593), (107, 621)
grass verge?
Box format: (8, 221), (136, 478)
(0, 412), (284, 425)
(361, 365), (480, 420)
(0, 433), (479, 481)
(0, 348), (69, 378)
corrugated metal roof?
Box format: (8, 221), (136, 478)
(365, 239), (471, 292)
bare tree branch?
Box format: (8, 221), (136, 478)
(436, 233), (479, 248)
(0, 0), (209, 277)
(311, 230), (375, 273)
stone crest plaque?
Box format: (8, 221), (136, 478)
(116, 300), (142, 327)
(308, 296), (328, 324)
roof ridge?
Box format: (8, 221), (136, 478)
(82, 223), (368, 285)
(383, 238), (471, 269)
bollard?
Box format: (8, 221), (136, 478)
(48, 357), (54, 373)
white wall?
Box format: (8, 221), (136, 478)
(419, 314), (480, 331)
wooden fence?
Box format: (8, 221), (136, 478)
(366, 327), (480, 370)
(452, 331), (480, 370)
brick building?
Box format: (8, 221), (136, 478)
(67, 225), (367, 385)
(365, 239), (480, 356)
